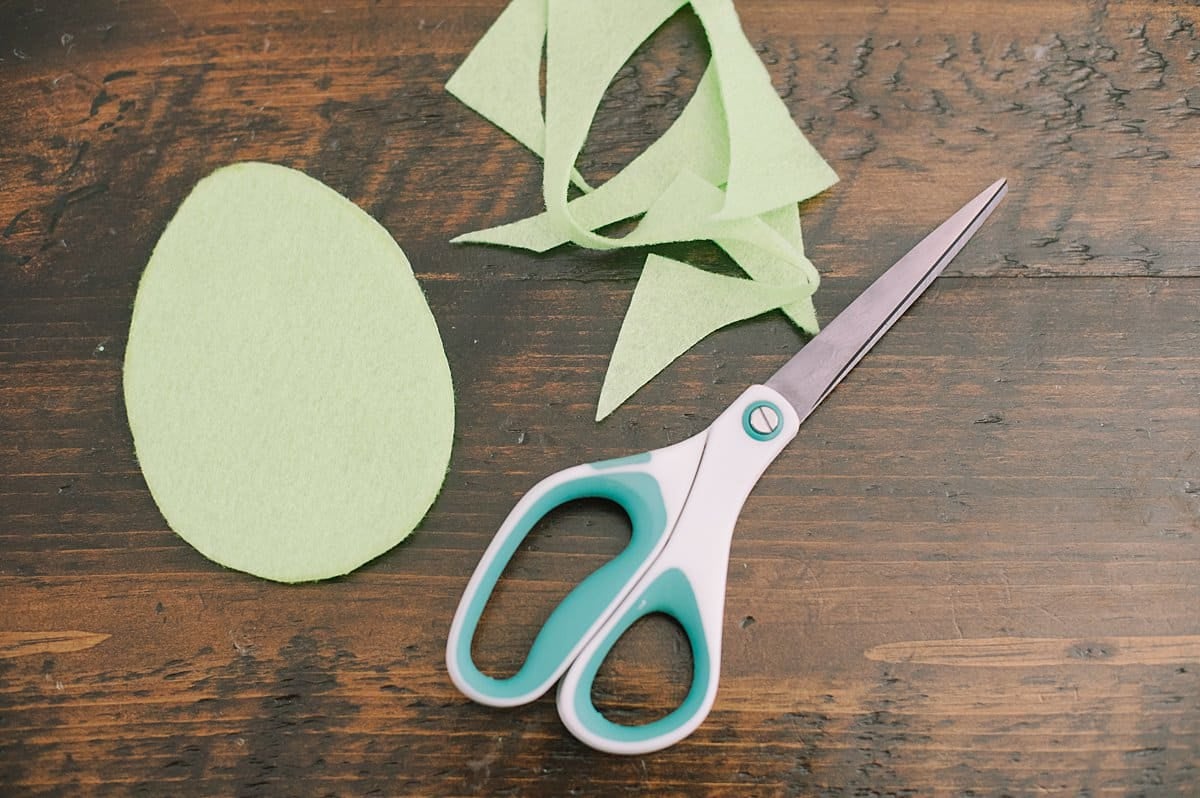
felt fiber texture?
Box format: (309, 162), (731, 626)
(690, 0), (838, 220)
(597, 255), (806, 420)
(445, 0), (592, 191)
(123, 162), (454, 583)
(447, 0), (836, 419)
(452, 67), (730, 252)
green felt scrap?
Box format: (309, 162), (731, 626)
(541, 0), (690, 249)
(448, 0), (836, 418)
(123, 162), (454, 583)
(445, 0), (592, 191)
(597, 255), (806, 420)
(728, 203), (820, 333)
(451, 66), (729, 252)
(690, 0), (837, 219)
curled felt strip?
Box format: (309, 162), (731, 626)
(447, 0), (836, 417)
(445, 0), (592, 191)
(540, 0), (836, 248)
(542, 0), (689, 250)
(452, 66), (729, 252)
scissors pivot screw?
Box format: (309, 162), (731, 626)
(745, 402), (782, 438)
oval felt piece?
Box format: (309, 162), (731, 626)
(124, 161), (454, 583)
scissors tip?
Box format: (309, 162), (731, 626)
(765, 177), (1008, 416)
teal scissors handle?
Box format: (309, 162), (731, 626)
(446, 385), (800, 754)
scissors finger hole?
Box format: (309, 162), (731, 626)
(591, 613), (694, 726)
(471, 498), (633, 679)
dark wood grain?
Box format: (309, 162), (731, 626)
(2, 1), (1198, 795)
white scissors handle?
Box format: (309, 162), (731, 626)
(555, 385), (800, 754)
(446, 386), (797, 753)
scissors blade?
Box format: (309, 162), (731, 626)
(765, 177), (1008, 422)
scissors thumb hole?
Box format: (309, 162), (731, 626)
(588, 612), (695, 726)
(469, 497), (633, 679)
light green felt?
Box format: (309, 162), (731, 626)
(446, 0), (837, 418)
(453, 61), (820, 333)
(596, 254), (806, 420)
(123, 162), (454, 583)
(727, 203), (820, 333)
(459, 167), (820, 333)
(542, 0), (690, 249)
(444, 0), (591, 191)
(539, 0), (836, 245)
(450, 65), (728, 252)
(690, 0), (838, 219)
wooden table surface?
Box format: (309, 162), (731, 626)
(2, 1), (1198, 795)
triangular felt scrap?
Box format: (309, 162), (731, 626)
(596, 254), (806, 420)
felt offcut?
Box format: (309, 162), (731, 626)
(447, 0), (837, 419)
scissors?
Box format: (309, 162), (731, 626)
(447, 178), (1008, 755)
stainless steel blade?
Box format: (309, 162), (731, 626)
(765, 177), (1008, 422)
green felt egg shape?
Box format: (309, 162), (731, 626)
(124, 161), (454, 583)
